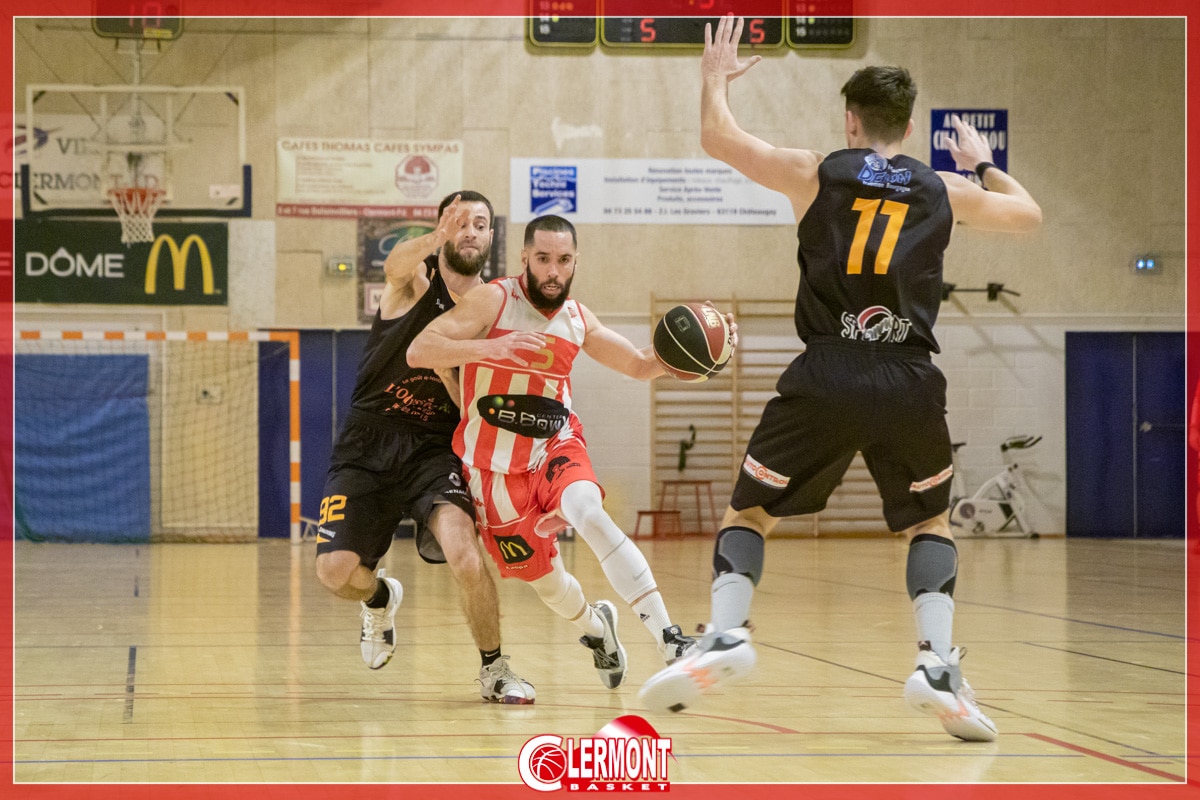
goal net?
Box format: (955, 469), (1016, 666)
(15, 330), (300, 543)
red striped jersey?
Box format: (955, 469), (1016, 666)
(454, 275), (589, 474)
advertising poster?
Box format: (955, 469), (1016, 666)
(277, 138), (463, 218)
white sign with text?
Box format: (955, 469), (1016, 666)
(509, 158), (794, 225)
(277, 137), (463, 218)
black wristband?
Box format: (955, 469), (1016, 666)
(974, 161), (998, 182)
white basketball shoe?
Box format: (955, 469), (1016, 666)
(904, 645), (998, 742)
(479, 656), (536, 704)
(659, 624), (699, 665)
(359, 568), (403, 669)
(579, 600), (627, 689)
(638, 626), (755, 713)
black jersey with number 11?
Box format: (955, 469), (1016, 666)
(794, 148), (953, 353)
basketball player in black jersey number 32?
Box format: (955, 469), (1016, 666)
(314, 192), (536, 704)
(640, 16), (1042, 741)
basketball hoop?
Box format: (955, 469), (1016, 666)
(107, 185), (166, 245)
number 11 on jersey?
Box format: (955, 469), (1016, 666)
(847, 198), (909, 275)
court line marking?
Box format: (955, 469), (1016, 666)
(760, 572), (1187, 641)
(122, 646), (136, 724)
(1025, 733), (1185, 782)
(14, 752), (1092, 766)
(655, 710), (798, 734)
(758, 643), (1183, 760)
(13, 729), (985, 745)
(944, 601), (1186, 641)
(1020, 641), (1188, 675)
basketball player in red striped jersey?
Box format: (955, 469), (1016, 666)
(409, 214), (734, 690)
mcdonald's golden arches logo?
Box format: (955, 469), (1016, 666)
(145, 234), (215, 295)
(495, 535), (533, 564)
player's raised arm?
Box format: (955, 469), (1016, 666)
(375, 195), (471, 321)
(407, 282), (547, 370)
(938, 114), (1042, 233)
(700, 14), (823, 218)
(384, 195), (467, 284)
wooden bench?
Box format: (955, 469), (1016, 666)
(632, 509), (683, 539)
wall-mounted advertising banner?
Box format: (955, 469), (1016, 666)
(508, 158), (794, 225)
(8, 114), (107, 207)
(16, 219), (228, 305)
(276, 138), (463, 218)
(930, 109), (1008, 181)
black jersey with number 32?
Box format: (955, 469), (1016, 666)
(794, 148), (953, 353)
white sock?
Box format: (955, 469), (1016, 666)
(576, 604), (605, 639)
(711, 573), (755, 632)
(913, 592), (955, 660)
(629, 590), (672, 638)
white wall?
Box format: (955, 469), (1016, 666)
(936, 313), (1183, 535)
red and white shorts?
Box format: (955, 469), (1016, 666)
(465, 429), (600, 582)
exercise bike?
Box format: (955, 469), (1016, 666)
(948, 435), (1042, 538)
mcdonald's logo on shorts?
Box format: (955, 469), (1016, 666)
(145, 234), (215, 295)
(494, 534), (534, 565)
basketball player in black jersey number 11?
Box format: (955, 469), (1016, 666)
(640, 15), (1042, 741)
(314, 191), (536, 704)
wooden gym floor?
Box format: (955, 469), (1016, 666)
(11, 534), (1190, 787)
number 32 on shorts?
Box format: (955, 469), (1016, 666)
(319, 495), (346, 524)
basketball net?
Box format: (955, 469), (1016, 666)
(107, 186), (166, 245)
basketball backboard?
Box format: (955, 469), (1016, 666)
(19, 83), (250, 219)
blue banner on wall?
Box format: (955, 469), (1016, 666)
(258, 341), (291, 538)
(15, 354), (152, 541)
(529, 165), (578, 215)
(930, 109), (1008, 181)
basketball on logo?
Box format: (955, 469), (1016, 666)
(518, 734), (568, 792)
(529, 743), (567, 783)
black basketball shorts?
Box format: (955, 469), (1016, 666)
(731, 336), (953, 532)
(315, 420), (474, 568)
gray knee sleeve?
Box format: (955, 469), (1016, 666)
(906, 534), (957, 599)
(712, 526), (765, 585)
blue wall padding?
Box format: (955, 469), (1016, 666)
(16, 354), (152, 542)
